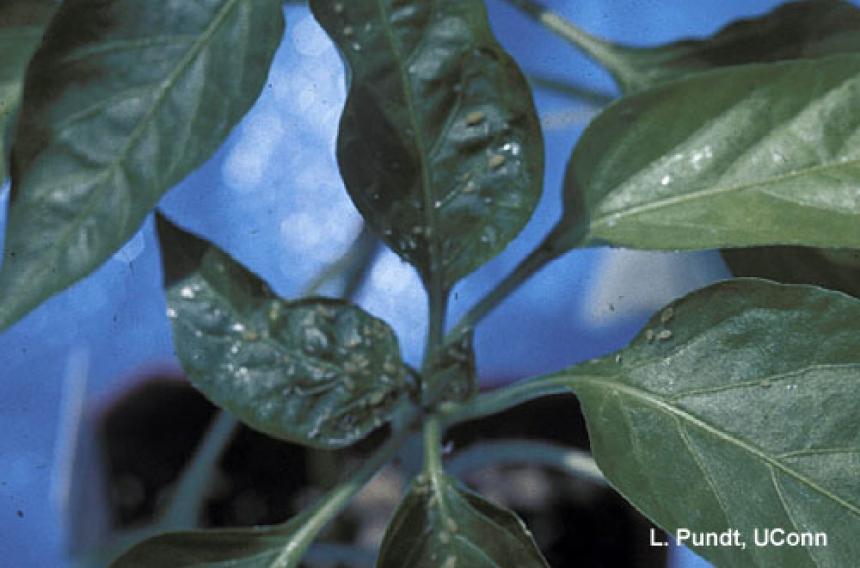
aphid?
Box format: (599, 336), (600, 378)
(660, 307), (675, 324)
(658, 329), (673, 341)
(645, 329), (655, 343)
(465, 111), (485, 126)
(488, 154), (506, 170)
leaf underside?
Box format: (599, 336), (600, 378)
(158, 216), (409, 449)
(556, 55), (860, 252)
(722, 247), (860, 299)
(112, 517), (308, 568)
(378, 473), (549, 568)
(608, 0), (860, 93)
(311, 0), (543, 290)
(563, 279), (860, 567)
(0, 0), (284, 332)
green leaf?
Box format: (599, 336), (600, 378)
(550, 55), (860, 253)
(599, 0), (860, 94)
(559, 279), (860, 567)
(112, 515), (310, 568)
(157, 215), (409, 449)
(378, 473), (549, 568)
(310, 0), (543, 292)
(0, 0), (284, 332)
(723, 247), (860, 298)
(0, 0), (56, 182)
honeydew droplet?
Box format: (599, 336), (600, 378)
(333, 2), (344, 14)
(343, 25), (354, 36)
(180, 286), (195, 299)
(657, 329), (673, 341)
(166, 307), (177, 319)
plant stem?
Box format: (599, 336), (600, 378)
(422, 416), (446, 480)
(502, 0), (633, 88)
(448, 439), (605, 485)
(446, 239), (559, 345)
(441, 373), (572, 428)
(527, 73), (615, 107)
(159, 410), (237, 529)
(280, 406), (420, 564)
(303, 224), (380, 298)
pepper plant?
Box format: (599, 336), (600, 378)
(1, 0), (858, 566)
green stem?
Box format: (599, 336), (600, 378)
(303, 224), (380, 298)
(503, 0), (634, 87)
(425, 285), (450, 359)
(280, 406), (420, 564)
(441, 373), (572, 427)
(527, 72), (616, 107)
(446, 239), (559, 345)
(159, 410), (238, 529)
(423, 416), (446, 480)
(448, 440), (605, 485)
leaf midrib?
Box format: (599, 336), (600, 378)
(571, 375), (860, 517)
(590, 154), (860, 235)
(4, 0), (246, 316)
(372, 0), (442, 289)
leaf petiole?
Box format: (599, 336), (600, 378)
(279, 405), (421, 565)
(502, 0), (635, 89)
(448, 439), (604, 485)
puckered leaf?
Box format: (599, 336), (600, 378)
(311, 0), (543, 292)
(549, 56), (860, 252)
(378, 472), (549, 568)
(0, 0), (284, 332)
(158, 215), (409, 449)
(556, 279), (860, 567)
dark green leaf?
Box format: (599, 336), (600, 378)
(723, 247), (860, 298)
(551, 56), (860, 252)
(559, 279), (860, 567)
(0, 0), (56, 182)
(600, 0), (860, 93)
(112, 515), (309, 568)
(311, 0), (543, 291)
(378, 472), (549, 568)
(0, 0), (284, 332)
(158, 216), (409, 449)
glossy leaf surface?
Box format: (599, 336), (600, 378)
(553, 56), (860, 252)
(601, 0), (860, 93)
(112, 516), (308, 568)
(0, 0), (55, 181)
(0, 0), (284, 332)
(158, 216), (408, 449)
(311, 0), (543, 290)
(561, 279), (860, 567)
(378, 473), (549, 567)
(723, 247), (860, 298)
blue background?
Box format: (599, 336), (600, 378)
(0, 1), (814, 566)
